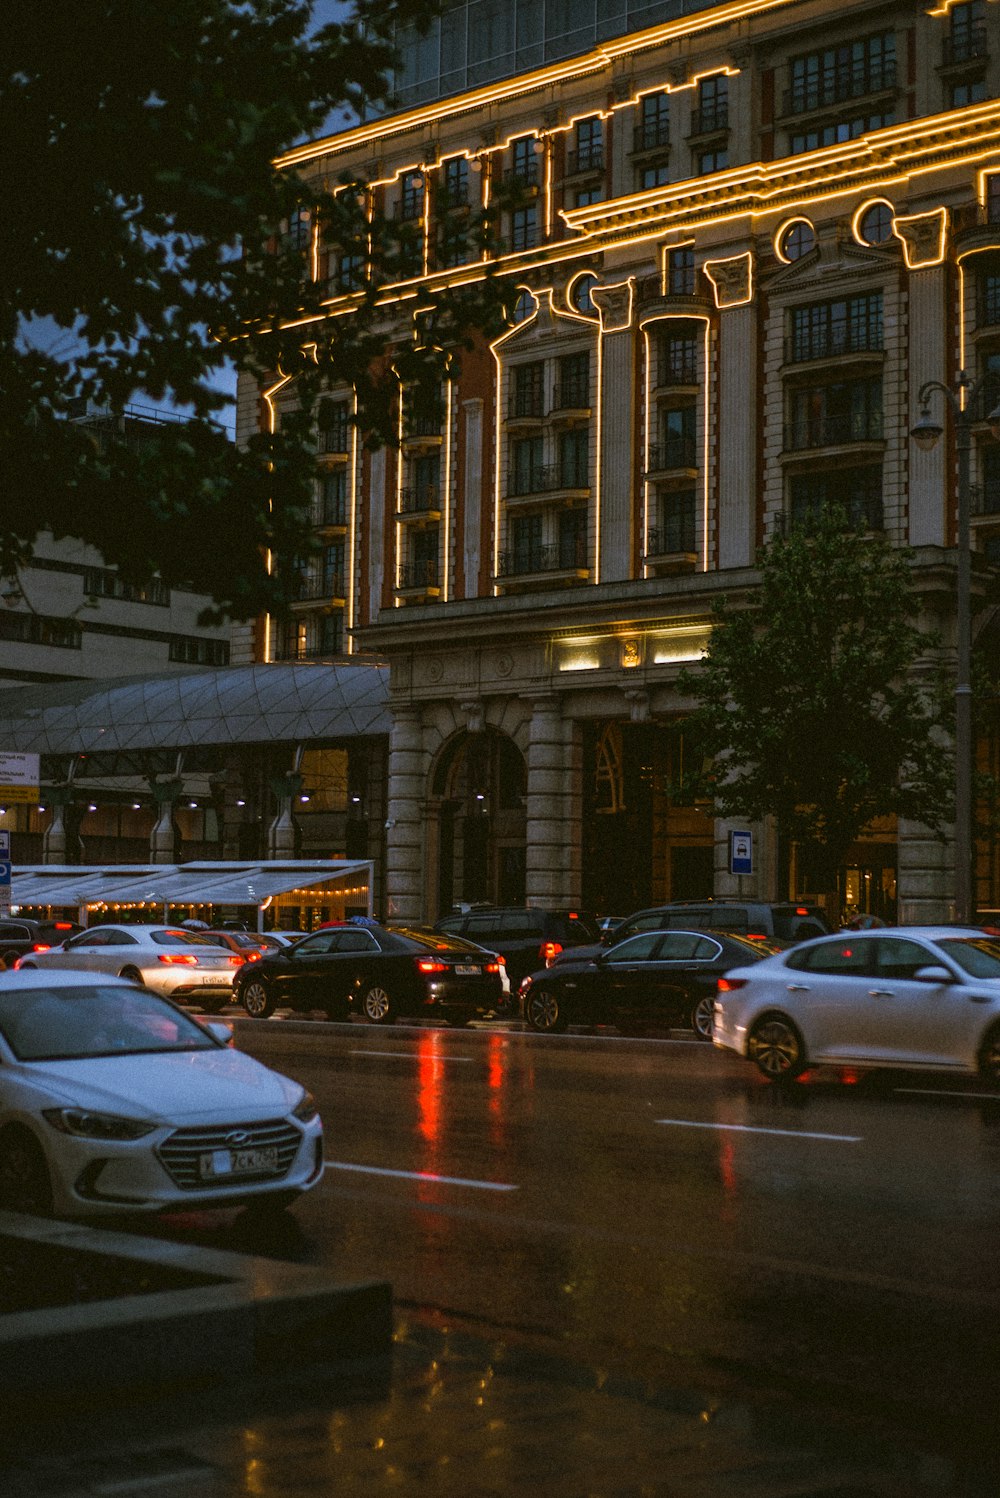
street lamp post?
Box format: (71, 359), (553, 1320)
(910, 372), (1000, 923)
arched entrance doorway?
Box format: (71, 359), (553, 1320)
(431, 730), (527, 916)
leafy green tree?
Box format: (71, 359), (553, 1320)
(2, 0), (504, 620)
(678, 510), (954, 898)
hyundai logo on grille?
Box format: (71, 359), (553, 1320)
(225, 1130), (252, 1147)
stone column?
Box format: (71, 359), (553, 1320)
(525, 695), (580, 906)
(897, 816), (952, 924)
(150, 779), (182, 864)
(905, 264), (949, 546)
(702, 253), (756, 570)
(385, 707), (425, 922)
(42, 786), (81, 865)
(592, 283), (636, 583)
(367, 447), (387, 620)
(462, 399), (484, 596)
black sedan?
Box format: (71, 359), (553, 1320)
(234, 922), (504, 1025)
(518, 929), (776, 1038)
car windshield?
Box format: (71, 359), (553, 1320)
(0, 986), (218, 1061)
(937, 939), (1000, 979)
(150, 929), (224, 948)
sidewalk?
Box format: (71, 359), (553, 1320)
(2, 1308), (991, 1498)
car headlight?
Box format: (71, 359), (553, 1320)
(41, 1107), (157, 1140)
(292, 1090), (319, 1124)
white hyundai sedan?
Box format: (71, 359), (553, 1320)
(712, 927), (1000, 1083)
(0, 971), (324, 1218)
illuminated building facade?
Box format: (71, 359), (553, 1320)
(235, 0), (1000, 923)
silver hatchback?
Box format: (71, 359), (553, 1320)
(16, 925), (243, 1011)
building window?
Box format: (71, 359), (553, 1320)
(399, 171), (425, 220)
(668, 247), (696, 295)
(405, 527), (440, 589)
(652, 406), (697, 468)
(511, 513), (543, 573)
(318, 399), (350, 455)
(570, 272), (597, 314)
(692, 75), (728, 135)
(511, 361), (545, 418)
(636, 91), (670, 151)
(787, 32), (896, 114)
(334, 249), (365, 292)
(574, 185), (603, 208)
(788, 466), (883, 530)
(946, 0), (987, 65)
(511, 135), (539, 187)
(317, 468), (348, 526)
(787, 292), (883, 363)
(978, 260), (1000, 326)
(559, 428), (589, 488)
(318, 613), (344, 655)
(168, 635), (230, 665)
(510, 434), (544, 495)
(555, 352), (590, 409)
(950, 79), (988, 106)
(283, 206), (311, 254)
(438, 222), (470, 267)
(511, 205), (538, 252)
(441, 156), (470, 206)
(988, 175), (1000, 225)
(640, 163), (670, 189)
(656, 331), (699, 386)
(789, 112), (894, 154)
(697, 148), (728, 175)
(779, 221), (816, 261)
(786, 377), (883, 450)
(0, 612), (83, 650)
(571, 116), (603, 173)
(410, 451), (441, 505)
(82, 568), (169, 606)
(558, 507), (587, 567)
(858, 201), (895, 246)
(652, 489), (696, 554)
(511, 289), (535, 323)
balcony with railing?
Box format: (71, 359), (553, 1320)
(953, 199), (1000, 255)
(976, 279), (1000, 329)
(506, 462), (591, 503)
(564, 146), (605, 178)
(781, 60), (897, 118)
(940, 26), (989, 69)
(645, 435), (699, 473)
(317, 426), (351, 457)
(645, 518), (698, 572)
(507, 388), (546, 424)
(653, 353), (700, 390)
(783, 409), (884, 452)
(495, 538), (590, 589)
(401, 413), (443, 447)
(397, 484), (443, 521)
(971, 481), (1000, 517)
(550, 382), (591, 417)
(395, 559), (440, 598)
(289, 569), (346, 606)
(688, 105), (729, 137)
(636, 274), (710, 318)
(784, 323), (884, 366)
(632, 120), (671, 155)
(313, 497), (348, 530)
(789, 493), (884, 531)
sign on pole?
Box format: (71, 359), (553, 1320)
(0, 830), (10, 917)
(0, 753), (39, 806)
(729, 829), (753, 877)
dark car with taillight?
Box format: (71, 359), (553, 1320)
(519, 929), (777, 1038)
(433, 907), (600, 988)
(0, 918), (83, 969)
(235, 921), (504, 1025)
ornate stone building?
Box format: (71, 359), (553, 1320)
(235, 0), (1000, 924)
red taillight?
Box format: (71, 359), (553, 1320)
(416, 958), (447, 974)
(717, 977), (747, 993)
(485, 961), (500, 973)
(243, 950), (261, 963)
(11, 958), (24, 970)
(228, 954), (245, 966)
(746, 931), (768, 942)
(53, 923), (74, 931)
(541, 941), (563, 962)
(31, 943), (51, 953)
(795, 907), (809, 915)
(158, 953), (199, 966)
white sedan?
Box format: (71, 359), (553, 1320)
(712, 926), (1000, 1082)
(0, 970), (324, 1218)
(16, 924), (244, 1011)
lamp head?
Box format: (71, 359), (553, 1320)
(911, 408), (944, 451)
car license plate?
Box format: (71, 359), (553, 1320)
(454, 964), (481, 976)
(199, 1146), (279, 1179)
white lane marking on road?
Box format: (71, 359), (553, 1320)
(655, 1119), (862, 1142)
(894, 1087), (1000, 1101)
(350, 1049), (473, 1061)
(324, 1160), (518, 1191)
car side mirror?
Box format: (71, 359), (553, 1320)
(913, 965), (953, 984)
(204, 1021), (234, 1045)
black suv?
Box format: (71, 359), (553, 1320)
(0, 917), (83, 968)
(433, 907), (600, 989)
(602, 900), (830, 949)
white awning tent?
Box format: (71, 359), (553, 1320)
(9, 860), (374, 930)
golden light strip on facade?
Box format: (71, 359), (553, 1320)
(394, 380), (405, 605)
(347, 391), (359, 652)
(489, 293), (538, 591)
(702, 252), (754, 309)
(443, 376), (454, 603)
(275, 0), (802, 169)
(638, 305), (711, 574)
(261, 372), (295, 663)
(772, 215), (813, 264)
(892, 207), (948, 268)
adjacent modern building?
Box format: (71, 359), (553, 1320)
(231, 0), (999, 923)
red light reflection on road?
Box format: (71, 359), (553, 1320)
(487, 1033), (508, 1149)
(416, 1030), (444, 1148)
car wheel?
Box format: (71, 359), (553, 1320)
(978, 1024), (1000, 1085)
(242, 978), (275, 1019)
(690, 994), (715, 1041)
(361, 984), (396, 1024)
(0, 1127), (53, 1216)
(747, 1014), (806, 1080)
(524, 987), (567, 1034)
(119, 966), (144, 984)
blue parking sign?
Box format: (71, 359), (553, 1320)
(729, 830), (753, 876)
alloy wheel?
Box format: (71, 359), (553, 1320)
(748, 1016), (804, 1079)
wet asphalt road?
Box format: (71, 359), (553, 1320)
(157, 1017), (1000, 1464)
